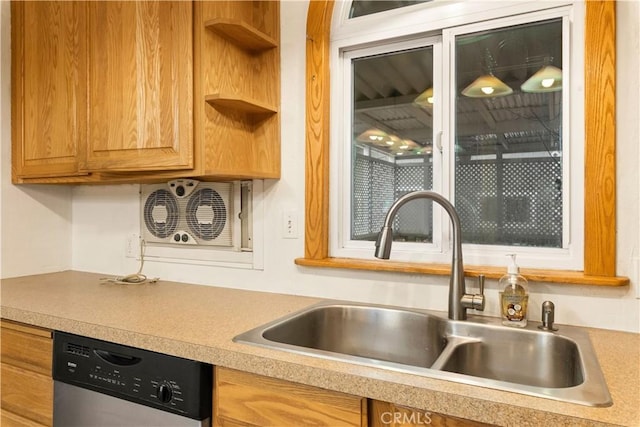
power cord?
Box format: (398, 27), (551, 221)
(100, 238), (159, 285)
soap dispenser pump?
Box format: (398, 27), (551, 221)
(499, 254), (529, 327)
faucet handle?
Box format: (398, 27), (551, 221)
(461, 274), (485, 312)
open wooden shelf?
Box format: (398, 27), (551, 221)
(204, 18), (277, 52)
(205, 93), (277, 115)
(198, 2), (280, 179)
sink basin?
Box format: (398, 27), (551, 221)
(261, 304), (448, 368)
(437, 324), (583, 388)
(234, 301), (612, 407)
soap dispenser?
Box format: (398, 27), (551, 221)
(499, 254), (529, 327)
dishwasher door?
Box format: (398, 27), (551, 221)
(53, 331), (212, 427)
(54, 382), (210, 427)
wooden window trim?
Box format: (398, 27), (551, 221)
(295, 0), (629, 287)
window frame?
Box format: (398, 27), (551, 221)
(332, 36), (446, 261)
(331, 6), (583, 270)
(444, 10), (582, 270)
(296, 0), (626, 286)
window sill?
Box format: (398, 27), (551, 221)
(294, 257), (630, 287)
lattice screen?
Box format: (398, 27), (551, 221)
(455, 161), (498, 242)
(455, 158), (562, 247)
(352, 156), (372, 238)
(502, 159), (562, 247)
(394, 162), (433, 241)
(352, 156), (395, 239)
(352, 154), (431, 240)
(352, 154), (562, 248)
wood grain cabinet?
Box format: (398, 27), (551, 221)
(85, 1), (194, 173)
(11, 0), (280, 184)
(369, 401), (491, 427)
(214, 368), (491, 427)
(0, 320), (53, 427)
(11, 1), (88, 180)
(214, 367), (367, 427)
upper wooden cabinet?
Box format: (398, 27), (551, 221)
(11, 1), (88, 179)
(11, 0), (280, 184)
(86, 1), (194, 172)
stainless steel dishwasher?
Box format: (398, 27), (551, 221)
(53, 331), (212, 427)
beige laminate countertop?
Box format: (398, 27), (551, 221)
(1, 271), (638, 426)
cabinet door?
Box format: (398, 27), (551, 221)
(369, 400), (490, 427)
(11, 1), (88, 180)
(0, 321), (53, 427)
(215, 367), (367, 427)
(86, 1), (193, 172)
(0, 364), (53, 426)
(1, 408), (48, 427)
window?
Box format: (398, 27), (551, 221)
(330, 1), (582, 270)
(453, 19), (566, 250)
(299, 1), (624, 285)
(349, 0), (431, 18)
(348, 41), (437, 244)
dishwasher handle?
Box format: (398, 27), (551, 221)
(94, 349), (141, 366)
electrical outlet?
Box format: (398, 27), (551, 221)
(125, 233), (139, 258)
(282, 210), (298, 239)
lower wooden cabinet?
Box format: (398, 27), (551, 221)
(369, 400), (491, 427)
(1, 409), (47, 427)
(0, 320), (53, 427)
(213, 367), (491, 427)
(214, 367), (367, 427)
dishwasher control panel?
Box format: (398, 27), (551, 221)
(53, 331), (212, 420)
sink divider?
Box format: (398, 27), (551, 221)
(430, 336), (481, 371)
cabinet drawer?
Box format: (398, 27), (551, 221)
(0, 363), (53, 426)
(0, 322), (52, 375)
(1, 409), (48, 427)
(215, 367), (366, 427)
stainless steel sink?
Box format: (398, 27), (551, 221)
(436, 323), (583, 388)
(234, 301), (612, 407)
(261, 304), (448, 368)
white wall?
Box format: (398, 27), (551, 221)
(1, 0), (4, 275)
(621, 0), (640, 329)
(0, 2), (73, 279)
(618, 0), (640, 331)
(2, 1), (637, 331)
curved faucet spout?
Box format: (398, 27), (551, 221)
(374, 190), (483, 320)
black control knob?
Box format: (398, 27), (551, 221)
(157, 383), (173, 403)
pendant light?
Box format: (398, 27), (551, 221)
(413, 87), (434, 107)
(356, 128), (389, 145)
(462, 74), (513, 98)
(461, 48), (513, 98)
(521, 65), (562, 93)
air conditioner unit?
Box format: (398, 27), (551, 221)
(141, 179), (239, 248)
